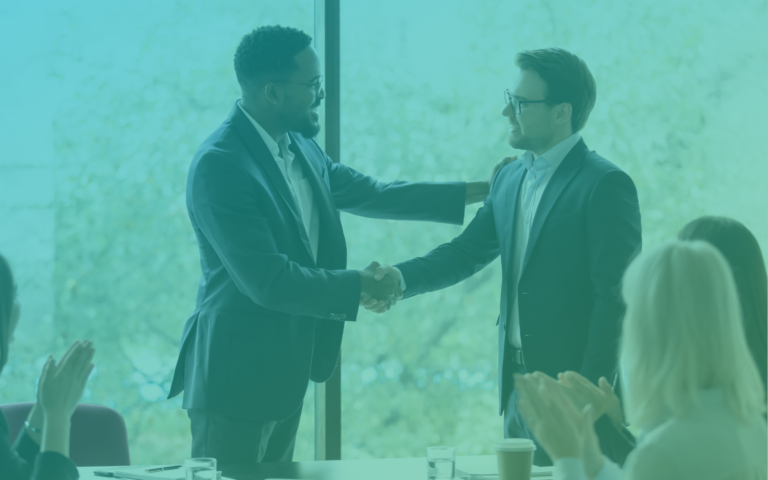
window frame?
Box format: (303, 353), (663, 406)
(313, 0), (342, 462)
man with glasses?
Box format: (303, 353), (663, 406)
(167, 25), (504, 465)
(371, 48), (642, 466)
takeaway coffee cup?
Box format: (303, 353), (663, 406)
(495, 438), (536, 480)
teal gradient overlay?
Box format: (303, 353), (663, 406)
(0, 0), (766, 464)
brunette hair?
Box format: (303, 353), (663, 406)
(679, 216), (768, 389)
(0, 254), (14, 373)
(515, 48), (596, 132)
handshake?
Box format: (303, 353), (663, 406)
(355, 156), (518, 315)
(358, 261), (403, 314)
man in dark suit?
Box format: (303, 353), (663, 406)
(167, 26), (501, 465)
(371, 48), (642, 465)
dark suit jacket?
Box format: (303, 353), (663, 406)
(396, 139), (641, 462)
(167, 102), (467, 421)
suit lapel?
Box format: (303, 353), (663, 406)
(229, 103), (305, 225)
(288, 135), (347, 263)
(229, 103), (314, 260)
(500, 165), (527, 275)
(288, 133), (341, 232)
(522, 139), (589, 273)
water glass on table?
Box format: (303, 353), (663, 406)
(185, 458), (217, 480)
(427, 446), (456, 479)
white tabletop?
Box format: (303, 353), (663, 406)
(78, 455), (554, 479)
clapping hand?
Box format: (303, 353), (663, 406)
(516, 373), (604, 477)
(558, 371), (624, 430)
(515, 373), (590, 459)
(359, 261), (402, 313)
(38, 340), (95, 419)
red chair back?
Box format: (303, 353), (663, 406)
(1, 402), (130, 466)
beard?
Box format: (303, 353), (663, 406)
(508, 129), (552, 152)
(297, 117), (321, 139)
(291, 101), (322, 139)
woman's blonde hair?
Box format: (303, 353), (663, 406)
(621, 240), (766, 428)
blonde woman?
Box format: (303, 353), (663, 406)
(516, 240), (767, 480)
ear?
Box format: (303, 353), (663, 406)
(555, 102), (572, 126)
(263, 83), (282, 105)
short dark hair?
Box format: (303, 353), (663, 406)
(515, 48), (596, 132)
(678, 216), (768, 389)
(234, 25), (313, 87)
(0, 253), (14, 373)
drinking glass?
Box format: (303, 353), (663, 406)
(427, 446), (456, 479)
(185, 457), (217, 480)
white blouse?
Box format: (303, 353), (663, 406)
(554, 390), (767, 480)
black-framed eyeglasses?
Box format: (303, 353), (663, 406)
(504, 89), (548, 115)
(272, 75), (324, 94)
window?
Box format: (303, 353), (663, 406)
(0, 0), (316, 464)
(338, 0), (767, 458)
(1, 0), (765, 464)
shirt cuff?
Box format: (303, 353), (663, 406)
(554, 457), (589, 480)
(594, 455), (623, 480)
(392, 266), (407, 292)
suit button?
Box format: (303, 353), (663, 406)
(340, 314), (346, 320)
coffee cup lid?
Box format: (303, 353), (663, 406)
(495, 438), (536, 452)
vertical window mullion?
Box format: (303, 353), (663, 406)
(314, 0), (342, 462)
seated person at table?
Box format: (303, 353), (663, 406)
(679, 216), (767, 391)
(516, 240), (767, 480)
(553, 215), (768, 446)
(0, 253), (96, 480)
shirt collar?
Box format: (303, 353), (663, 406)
(237, 100), (291, 158)
(521, 132), (582, 178)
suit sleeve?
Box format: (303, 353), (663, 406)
(191, 153), (361, 320)
(325, 153), (466, 225)
(393, 190), (501, 298)
(581, 170), (642, 382)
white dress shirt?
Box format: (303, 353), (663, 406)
(238, 101), (320, 262)
(507, 132), (582, 348)
(554, 389), (768, 480)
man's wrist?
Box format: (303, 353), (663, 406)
(391, 266), (407, 292)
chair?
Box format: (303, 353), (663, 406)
(1, 402), (131, 466)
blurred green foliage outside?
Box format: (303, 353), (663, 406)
(0, 0), (765, 465)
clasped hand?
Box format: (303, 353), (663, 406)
(39, 340), (96, 419)
(515, 372), (605, 477)
(357, 157), (518, 314)
(358, 261), (402, 314)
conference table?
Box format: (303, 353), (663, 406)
(78, 455), (555, 480)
